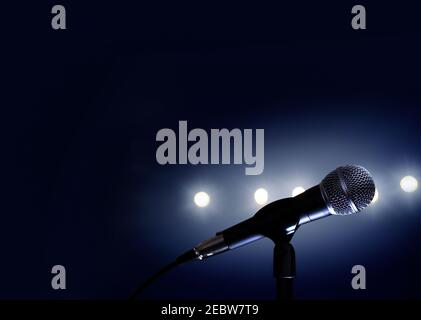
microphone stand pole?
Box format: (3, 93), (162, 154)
(273, 239), (295, 300)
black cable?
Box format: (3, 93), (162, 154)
(129, 260), (180, 300)
(129, 249), (196, 300)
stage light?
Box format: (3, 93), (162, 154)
(372, 189), (379, 203)
(400, 176), (418, 193)
(254, 188), (268, 205)
(194, 192), (210, 207)
(292, 186), (305, 197)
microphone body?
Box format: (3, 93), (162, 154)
(193, 185), (330, 260)
(189, 164), (376, 261)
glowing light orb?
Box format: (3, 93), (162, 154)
(194, 192), (210, 207)
(254, 188), (268, 205)
(400, 176), (418, 193)
(292, 186), (305, 197)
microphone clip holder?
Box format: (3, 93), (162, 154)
(264, 228), (296, 300)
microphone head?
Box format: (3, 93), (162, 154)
(320, 165), (375, 215)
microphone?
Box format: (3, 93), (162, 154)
(130, 165), (375, 299)
(181, 165), (375, 262)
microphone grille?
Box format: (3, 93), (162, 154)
(320, 165), (375, 215)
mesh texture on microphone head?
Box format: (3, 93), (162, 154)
(320, 165), (375, 215)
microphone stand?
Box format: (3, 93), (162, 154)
(252, 196), (302, 300)
(273, 240), (295, 300)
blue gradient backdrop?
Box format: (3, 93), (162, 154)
(1, 1), (420, 299)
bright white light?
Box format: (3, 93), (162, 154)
(194, 192), (210, 207)
(292, 186), (305, 197)
(372, 189), (379, 204)
(400, 176), (418, 193)
(254, 188), (268, 205)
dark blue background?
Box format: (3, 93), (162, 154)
(1, 1), (420, 299)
